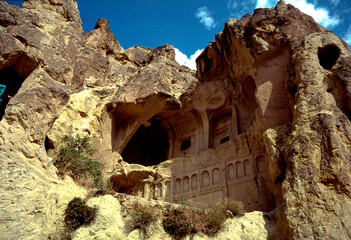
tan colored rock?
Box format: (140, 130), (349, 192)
(283, 32), (351, 240)
(134, 212), (274, 240)
(263, 125), (290, 182)
(193, 211), (275, 240)
(1, 0), (351, 239)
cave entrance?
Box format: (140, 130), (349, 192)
(122, 117), (170, 166)
(318, 44), (340, 70)
(0, 67), (25, 119)
(0, 52), (38, 120)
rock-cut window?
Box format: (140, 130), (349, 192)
(180, 136), (191, 151)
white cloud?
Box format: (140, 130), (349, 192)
(196, 6), (216, 30)
(256, 0), (272, 8)
(255, 0), (340, 28)
(344, 25), (351, 45)
(174, 48), (203, 70)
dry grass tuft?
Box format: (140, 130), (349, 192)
(125, 202), (159, 236)
(162, 198), (245, 239)
(216, 198), (245, 217)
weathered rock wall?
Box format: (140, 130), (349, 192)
(0, 1), (88, 238)
(1, 0), (351, 239)
(195, 1), (351, 239)
(0, 0), (198, 238)
(284, 32), (351, 239)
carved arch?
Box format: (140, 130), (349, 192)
(212, 168), (220, 184)
(202, 171), (210, 187)
(236, 161), (243, 178)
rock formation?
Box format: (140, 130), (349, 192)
(0, 0), (351, 239)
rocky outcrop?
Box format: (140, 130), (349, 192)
(1, 0), (351, 239)
(283, 33), (351, 239)
(73, 194), (277, 240)
(0, 1), (87, 239)
(196, 1), (351, 239)
(0, 0), (196, 238)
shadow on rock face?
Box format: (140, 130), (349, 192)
(0, 53), (38, 120)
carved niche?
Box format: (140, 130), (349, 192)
(191, 174), (198, 190)
(244, 159), (251, 176)
(175, 178), (181, 194)
(183, 176), (190, 192)
(227, 164), (235, 180)
(236, 161), (243, 178)
(212, 168), (220, 184)
(202, 171), (210, 187)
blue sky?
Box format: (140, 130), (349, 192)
(6, 0), (351, 69)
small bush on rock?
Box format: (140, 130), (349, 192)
(126, 202), (158, 236)
(201, 207), (227, 237)
(162, 198), (245, 239)
(64, 197), (97, 231)
(54, 134), (104, 186)
(217, 198), (245, 217)
(162, 207), (193, 240)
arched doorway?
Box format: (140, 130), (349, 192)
(121, 117), (170, 166)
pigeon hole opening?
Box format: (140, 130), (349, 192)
(180, 137), (191, 151)
(220, 136), (230, 144)
(318, 44), (340, 70)
(121, 117), (170, 166)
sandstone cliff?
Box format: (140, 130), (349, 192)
(196, 2), (351, 239)
(0, 0), (350, 239)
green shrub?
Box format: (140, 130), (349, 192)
(64, 197), (97, 231)
(126, 202), (158, 236)
(54, 134), (104, 185)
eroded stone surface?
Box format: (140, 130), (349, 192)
(1, 0), (351, 239)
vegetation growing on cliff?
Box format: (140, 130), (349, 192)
(162, 198), (245, 239)
(125, 202), (159, 238)
(64, 197), (97, 231)
(54, 135), (104, 186)
(56, 197), (98, 239)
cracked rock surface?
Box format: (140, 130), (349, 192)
(0, 0), (351, 239)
